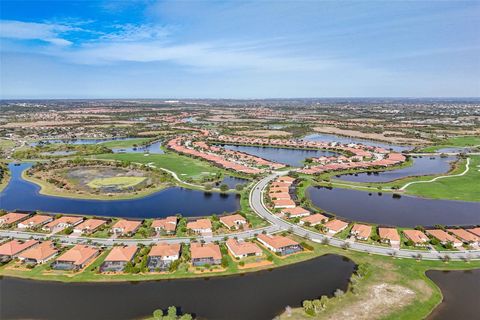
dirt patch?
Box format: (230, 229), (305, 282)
(327, 283), (416, 320)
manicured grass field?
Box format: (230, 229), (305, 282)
(404, 156), (480, 201)
(94, 152), (222, 181)
(98, 138), (151, 148)
(87, 176), (146, 189)
(421, 135), (480, 152)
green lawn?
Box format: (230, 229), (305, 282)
(94, 152), (222, 181)
(0, 138), (15, 150)
(420, 135), (480, 152)
(404, 156), (480, 201)
(87, 176), (146, 189)
(98, 138), (151, 148)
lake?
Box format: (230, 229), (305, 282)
(0, 254), (355, 320)
(427, 269), (480, 320)
(307, 186), (480, 227)
(0, 163), (240, 218)
(303, 133), (411, 152)
(215, 176), (250, 189)
(30, 137), (136, 146)
(222, 144), (338, 167)
(111, 141), (164, 154)
(336, 156), (456, 183)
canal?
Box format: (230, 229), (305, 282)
(0, 163), (240, 218)
(0, 255), (355, 320)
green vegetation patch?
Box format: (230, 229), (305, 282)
(99, 138), (151, 148)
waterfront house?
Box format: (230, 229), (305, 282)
(403, 230), (429, 247)
(111, 219), (142, 236)
(466, 227), (480, 238)
(187, 219), (212, 235)
(447, 229), (479, 246)
(300, 213), (328, 226)
(73, 218), (107, 235)
(324, 219), (349, 235)
(272, 199), (296, 209)
(350, 224), (372, 241)
(52, 245), (99, 271)
(0, 212), (29, 227)
(378, 228), (401, 246)
(269, 192), (292, 200)
(426, 229), (463, 247)
(281, 207), (311, 218)
(42, 216), (83, 233)
(219, 214), (247, 230)
(18, 241), (58, 265)
(147, 243), (181, 271)
(17, 214), (53, 229)
(226, 238), (262, 259)
(100, 245), (138, 272)
(0, 239), (38, 263)
(257, 234), (302, 256)
(151, 216), (178, 235)
(190, 243), (222, 266)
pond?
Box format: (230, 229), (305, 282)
(111, 141), (164, 154)
(0, 254), (355, 320)
(307, 186), (480, 227)
(427, 269), (480, 320)
(30, 137), (136, 146)
(215, 176), (250, 189)
(336, 156), (456, 183)
(0, 163), (240, 218)
(303, 133), (411, 152)
(222, 144), (338, 167)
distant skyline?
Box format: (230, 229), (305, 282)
(1, 0), (479, 99)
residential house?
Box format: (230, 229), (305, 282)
(403, 230), (429, 247)
(426, 229), (463, 247)
(0, 239), (38, 263)
(324, 219), (349, 235)
(18, 241), (58, 265)
(187, 219), (212, 235)
(0, 212), (29, 227)
(447, 229), (479, 246)
(300, 213), (328, 227)
(111, 219), (142, 236)
(281, 207), (310, 219)
(272, 199), (296, 209)
(100, 245), (138, 272)
(73, 218), (107, 235)
(219, 214), (247, 230)
(190, 243), (222, 266)
(378, 228), (400, 246)
(42, 216), (83, 232)
(17, 214), (53, 229)
(467, 227), (480, 238)
(257, 234), (302, 256)
(226, 238), (262, 259)
(350, 224), (372, 241)
(151, 216), (178, 235)
(52, 245), (100, 271)
(147, 243), (181, 271)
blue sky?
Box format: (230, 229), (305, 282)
(1, 0), (479, 98)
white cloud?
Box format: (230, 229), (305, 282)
(100, 24), (171, 41)
(0, 20), (77, 46)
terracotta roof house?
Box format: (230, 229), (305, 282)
(147, 243), (182, 271)
(300, 213), (328, 226)
(226, 238), (262, 259)
(447, 229), (479, 246)
(281, 207), (310, 218)
(378, 228), (400, 246)
(52, 245), (100, 271)
(42, 216), (83, 232)
(190, 242), (222, 266)
(111, 219), (142, 236)
(467, 227), (480, 238)
(17, 214), (53, 229)
(257, 234), (302, 256)
(269, 192), (292, 200)
(187, 219), (212, 235)
(426, 229), (463, 247)
(219, 214), (247, 230)
(272, 199), (296, 209)
(73, 219), (107, 235)
(0, 239), (38, 262)
(151, 216), (178, 235)
(403, 230), (429, 246)
(324, 219), (349, 235)
(277, 176), (295, 184)
(350, 224), (372, 241)
(18, 241), (58, 265)
(0, 212), (29, 227)
(101, 245), (138, 272)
